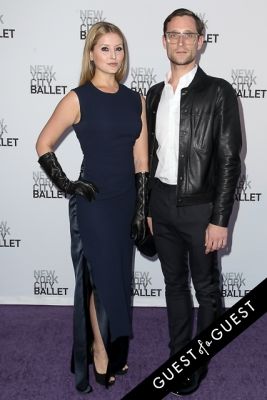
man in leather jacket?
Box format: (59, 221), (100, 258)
(146, 8), (242, 396)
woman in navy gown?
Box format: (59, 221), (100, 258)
(36, 22), (149, 394)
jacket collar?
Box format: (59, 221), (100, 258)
(187, 66), (208, 89)
(155, 66), (207, 93)
(149, 67), (208, 113)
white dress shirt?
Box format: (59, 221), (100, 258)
(155, 65), (197, 184)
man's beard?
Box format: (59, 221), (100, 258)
(168, 53), (195, 66)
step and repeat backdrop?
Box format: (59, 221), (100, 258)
(0, 0), (266, 307)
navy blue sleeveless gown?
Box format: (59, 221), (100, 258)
(69, 82), (142, 392)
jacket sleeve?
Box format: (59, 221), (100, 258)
(211, 81), (242, 227)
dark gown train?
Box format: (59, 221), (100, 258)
(68, 82), (142, 392)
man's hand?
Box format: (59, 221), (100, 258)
(205, 223), (228, 254)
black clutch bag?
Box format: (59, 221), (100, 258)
(135, 226), (157, 257)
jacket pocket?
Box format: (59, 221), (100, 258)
(191, 113), (213, 152)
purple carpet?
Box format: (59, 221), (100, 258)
(0, 305), (266, 400)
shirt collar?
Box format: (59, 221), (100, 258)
(165, 65), (198, 89)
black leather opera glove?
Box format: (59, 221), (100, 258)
(131, 172), (149, 242)
(38, 152), (98, 201)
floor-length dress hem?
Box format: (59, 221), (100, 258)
(69, 194), (129, 391)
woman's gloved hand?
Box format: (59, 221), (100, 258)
(38, 152), (98, 201)
(131, 172), (149, 242)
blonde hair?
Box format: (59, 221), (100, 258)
(79, 22), (128, 86)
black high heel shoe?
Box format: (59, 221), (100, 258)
(115, 365), (129, 376)
(93, 361), (115, 388)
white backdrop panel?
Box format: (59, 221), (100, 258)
(0, 0), (266, 307)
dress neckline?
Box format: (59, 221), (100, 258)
(89, 81), (121, 95)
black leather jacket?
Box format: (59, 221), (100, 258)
(146, 67), (242, 227)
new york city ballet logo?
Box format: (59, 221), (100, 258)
(0, 118), (19, 147)
(222, 272), (250, 298)
(231, 69), (267, 99)
(80, 10), (106, 40)
(130, 67), (157, 96)
(30, 65), (67, 95)
(0, 14), (15, 39)
(33, 170), (67, 199)
(0, 221), (21, 248)
(197, 13), (219, 44)
(235, 174), (262, 202)
(34, 269), (68, 296)
(132, 271), (162, 297)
